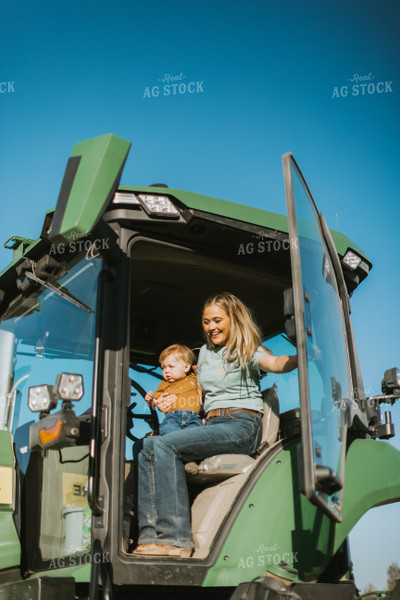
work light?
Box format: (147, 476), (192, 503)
(55, 373), (84, 401)
(137, 194), (179, 218)
(342, 250), (362, 270)
(28, 372), (84, 415)
(112, 192), (140, 205)
(28, 385), (58, 413)
(28, 372), (84, 450)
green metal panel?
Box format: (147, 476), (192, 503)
(120, 185), (370, 262)
(335, 439), (400, 542)
(0, 513), (21, 569)
(0, 431), (20, 569)
(0, 431), (14, 467)
(48, 134), (131, 243)
(0, 577), (76, 600)
(3, 236), (36, 264)
(203, 439), (400, 586)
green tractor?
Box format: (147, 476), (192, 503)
(0, 134), (398, 600)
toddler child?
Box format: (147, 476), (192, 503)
(145, 344), (202, 435)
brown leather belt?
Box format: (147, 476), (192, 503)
(206, 408), (262, 419)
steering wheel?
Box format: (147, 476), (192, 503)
(127, 378), (159, 442)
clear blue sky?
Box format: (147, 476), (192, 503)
(1, 0), (399, 591)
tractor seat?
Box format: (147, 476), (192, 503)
(185, 385), (279, 483)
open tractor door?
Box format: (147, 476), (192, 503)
(283, 152), (354, 522)
(0, 135), (399, 600)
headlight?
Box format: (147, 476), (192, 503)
(137, 194), (179, 218)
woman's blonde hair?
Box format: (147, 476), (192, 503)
(202, 292), (262, 372)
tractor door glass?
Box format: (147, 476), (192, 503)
(261, 333), (299, 413)
(284, 154), (351, 521)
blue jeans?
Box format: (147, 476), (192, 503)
(159, 410), (202, 436)
(137, 413), (262, 547)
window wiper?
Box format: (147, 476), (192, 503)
(25, 268), (94, 314)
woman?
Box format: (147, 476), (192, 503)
(133, 292), (297, 557)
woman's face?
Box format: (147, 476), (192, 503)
(202, 303), (231, 347)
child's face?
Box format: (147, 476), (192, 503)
(161, 354), (190, 382)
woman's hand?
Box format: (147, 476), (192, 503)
(309, 345), (322, 362)
(155, 393), (177, 413)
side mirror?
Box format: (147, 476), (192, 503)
(365, 367), (400, 441)
(381, 368), (400, 397)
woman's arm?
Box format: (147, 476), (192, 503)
(197, 380), (203, 404)
(259, 353), (298, 374)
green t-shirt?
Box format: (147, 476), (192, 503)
(197, 344), (267, 413)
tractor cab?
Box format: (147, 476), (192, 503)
(0, 135), (399, 600)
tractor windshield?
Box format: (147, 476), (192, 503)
(0, 253), (102, 471)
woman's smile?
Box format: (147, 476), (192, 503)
(202, 304), (231, 347)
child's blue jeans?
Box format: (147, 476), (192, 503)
(159, 410), (202, 435)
